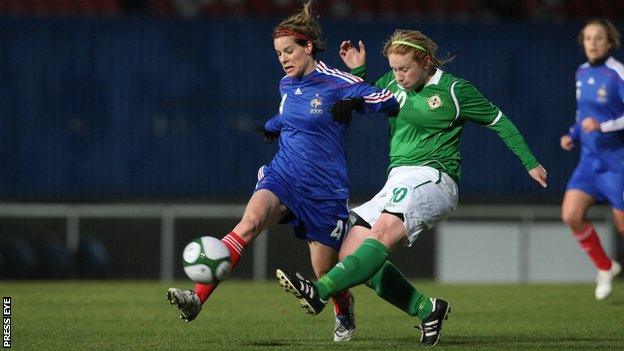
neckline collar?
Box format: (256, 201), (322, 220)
(589, 56), (610, 67)
(286, 60), (319, 81)
(425, 69), (443, 87)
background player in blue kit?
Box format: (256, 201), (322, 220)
(560, 18), (624, 300)
(166, 1), (398, 342)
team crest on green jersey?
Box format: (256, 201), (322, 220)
(310, 94), (323, 114)
(427, 94), (443, 110)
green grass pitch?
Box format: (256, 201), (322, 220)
(5, 280), (624, 350)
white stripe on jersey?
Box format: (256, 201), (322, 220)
(601, 57), (624, 132)
(606, 57), (624, 81)
(364, 89), (394, 103)
(600, 114), (624, 132)
(316, 61), (363, 83)
(320, 61), (364, 82)
(487, 110), (503, 127)
(448, 81), (460, 127)
(279, 93), (287, 114)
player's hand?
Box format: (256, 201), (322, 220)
(339, 40), (366, 70)
(581, 117), (600, 132)
(256, 125), (279, 143)
(560, 135), (575, 151)
(330, 97), (365, 124)
(528, 164), (548, 188)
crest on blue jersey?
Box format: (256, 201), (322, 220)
(310, 94), (323, 114)
(597, 85), (608, 103)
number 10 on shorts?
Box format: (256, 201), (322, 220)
(391, 187), (408, 203)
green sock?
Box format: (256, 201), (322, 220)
(365, 260), (433, 320)
(315, 238), (389, 300)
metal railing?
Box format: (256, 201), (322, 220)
(0, 203), (611, 281)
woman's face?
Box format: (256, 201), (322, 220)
(387, 52), (430, 90)
(274, 36), (314, 78)
(582, 23), (611, 63)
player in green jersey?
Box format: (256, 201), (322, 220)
(276, 29), (548, 346)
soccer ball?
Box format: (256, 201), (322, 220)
(182, 236), (231, 284)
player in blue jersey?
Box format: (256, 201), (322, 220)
(166, 1), (398, 341)
(560, 18), (624, 300)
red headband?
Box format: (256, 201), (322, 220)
(273, 29), (312, 43)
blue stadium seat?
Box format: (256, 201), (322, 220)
(76, 236), (112, 279)
(2, 238), (39, 279)
(39, 240), (73, 279)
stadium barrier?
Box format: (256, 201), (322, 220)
(0, 203), (616, 282)
(437, 205), (616, 282)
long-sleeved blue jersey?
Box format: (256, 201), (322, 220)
(568, 57), (624, 172)
(263, 61), (398, 200)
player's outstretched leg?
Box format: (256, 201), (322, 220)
(595, 261), (622, 300)
(166, 231), (247, 322)
(166, 288), (202, 322)
(276, 269), (327, 315)
(333, 291), (355, 342)
(417, 298), (450, 346)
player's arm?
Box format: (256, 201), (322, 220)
(351, 67), (394, 91)
(596, 77), (624, 133)
(350, 83), (398, 114)
(581, 75), (624, 133)
(455, 79), (547, 187)
(257, 93), (286, 143)
(348, 66), (389, 90)
(266, 91), (288, 132)
(338, 40), (388, 88)
(562, 72), (581, 148)
(561, 113), (580, 151)
(257, 114), (282, 144)
(339, 40), (368, 83)
(264, 113), (284, 133)
(596, 114), (624, 133)
(330, 83), (398, 123)
(567, 113), (581, 140)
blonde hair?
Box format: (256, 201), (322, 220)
(383, 29), (453, 68)
(578, 18), (621, 53)
(273, 1), (325, 55)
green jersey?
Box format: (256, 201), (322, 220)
(352, 66), (539, 182)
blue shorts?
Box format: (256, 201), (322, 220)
(255, 165), (349, 251)
(567, 161), (624, 211)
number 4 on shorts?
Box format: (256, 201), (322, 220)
(331, 219), (347, 240)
